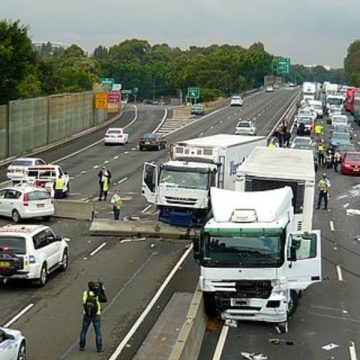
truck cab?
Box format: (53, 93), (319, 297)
(194, 187), (321, 333)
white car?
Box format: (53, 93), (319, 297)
(0, 327), (26, 360)
(0, 224), (69, 286)
(331, 115), (350, 126)
(6, 158), (46, 182)
(104, 128), (129, 145)
(230, 96), (243, 106)
(235, 121), (257, 135)
(266, 86), (274, 93)
(0, 185), (54, 223)
(290, 136), (313, 148)
(297, 107), (317, 122)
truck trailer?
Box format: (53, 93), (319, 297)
(235, 147), (315, 231)
(141, 134), (266, 227)
(193, 186), (321, 333)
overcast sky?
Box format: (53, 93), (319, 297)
(2, 0), (360, 68)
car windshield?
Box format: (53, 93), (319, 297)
(333, 133), (350, 140)
(338, 145), (355, 152)
(292, 144), (314, 151)
(202, 230), (285, 267)
(107, 130), (122, 134)
(159, 169), (209, 190)
(298, 117), (312, 124)
(346, 153), (360, 161)
(332, 118), (347, 124)
(237, 122), (250, 128)
(327, 98), (343, 105)
(0, 237), (26, 255)
(232, 97), (241, 100)
(28, 191), (50, 201)
(142, 134), (155, 139)
(11, 160), (32, 166)
(294, 137), (311, 144)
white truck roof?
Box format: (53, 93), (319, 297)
(210, 186), (293, 224)
(175, 134), (266, 149)
(237, 147), (315, 181)
(163, 161), (215, 169)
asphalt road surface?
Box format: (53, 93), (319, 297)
(0, 88), (299, 359)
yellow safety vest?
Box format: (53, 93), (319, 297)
(268, 143), (277, 149)
(82, 290), (101, 315)
(54, 177), (65, 190)
(112, 194), (123, 209)
(318, 179), (328, 192)
(318, 144), (325, 154)
(315, 125), (323, 134)
(103, 177), (109, 191)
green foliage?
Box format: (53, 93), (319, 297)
(344, 40), (360, 86)
(0, 19), (36, 104)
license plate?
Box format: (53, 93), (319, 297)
(0, 261), (10, 268)
(145, 141), (151, 144)
(37, 204), (44, 208)
(353, 168), (359, 172)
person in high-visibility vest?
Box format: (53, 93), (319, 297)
(102, 176), (109, 201)
(110, 189), (123, 220)
(317, 142), (325, 167)
(54, 174), (65, 199)
(317, 174), (329, 210)
(268, 137), (278, 149)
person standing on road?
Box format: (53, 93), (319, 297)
(317, 141), (325, 167)
(268, 137), (278, 149)
(333, 150), (341, 172)
(53, 174), (65, 199)
(111, 189), (123, 220)
(317, 174), (329, 210)
(79, 281), (107, 352)
(98, 166), (111, 201)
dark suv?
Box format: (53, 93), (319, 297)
(139, 133), (167, 151)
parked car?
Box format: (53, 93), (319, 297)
(26, 165), (70, 198)
(330, 132), (352, 148)
(341, 151), (360, 175)
(337, 143), (356, 160)
(273, 84), (280, 89)
(332, 124), (353, 139)
(235, 120), (257, 135)
(142, 99), (153, 105)
(139, 133), (166, 151)
(290, 136), (313, 148)
(327, 110), (343, 124)
(295, 116), (313, 135)
(190, 104), (205, 115)
(0, 326), (26, 359)
(104, 128), (129, 145)
(0, 185), (54, 223)
(6, 158), (46, 183)
(230, 95), (243, 106)
(297, 107), (317, 122)
(266, 86), (274, 93)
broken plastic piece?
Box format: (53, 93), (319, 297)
(269, 338), (294, 345)
(241, 352), (268, 360)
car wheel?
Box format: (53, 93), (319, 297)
(139, 146), (143, 151)
(17, 341), (26, 360)
(157, 144), (161, 151)
(12, 210), (21, 223)
(60, 250), (69, 272)
(37, 264), (47, 287)
(287, 290), (299, 318)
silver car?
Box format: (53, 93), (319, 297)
(235, 121), (257, 135)
(0, 327), (26, 360)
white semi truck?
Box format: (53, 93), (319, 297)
(193, 186), (321, 333)
(302, 82), (317, 101)
(141, 134), (266, 227)
(235, 147), (316, 231)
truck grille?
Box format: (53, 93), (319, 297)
(212, 280), (272, 299)
(164, 196), (197, 206)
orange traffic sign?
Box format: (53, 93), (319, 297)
(95, 93), (108, 109)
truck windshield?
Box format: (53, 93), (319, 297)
(159, 169), (209, 190)
(202, 230), (285, 268)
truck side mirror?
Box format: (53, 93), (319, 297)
(193, 237), (200, 262)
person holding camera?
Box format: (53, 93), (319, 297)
(79, 281), (107, 352)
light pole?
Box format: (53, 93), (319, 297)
(152, 73), (161, 104)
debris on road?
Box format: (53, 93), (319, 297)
(322, 343), (339, 351)
(269, 338), (294, 345)
(241, 352), (268, 360)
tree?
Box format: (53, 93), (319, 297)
(344, 40), (360, 86)
(0, 19), (37, 104)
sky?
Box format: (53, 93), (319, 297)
(2, 0), (360, 68)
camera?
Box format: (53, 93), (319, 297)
(88, 280), (104, 295)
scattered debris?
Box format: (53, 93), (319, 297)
(346, 209), (360, 216)
(269, 338), (294, 345)
(225, 319), (237, 328)
(241, 352), (268, 360)
(322, 343), (339, 351)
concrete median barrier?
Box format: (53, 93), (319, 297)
(169, 285), (206, 360)
(89, 218), (199, 239)
(54, 199), (95, 221)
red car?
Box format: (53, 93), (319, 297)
(341, 151), (360, 175)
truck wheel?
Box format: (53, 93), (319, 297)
(203, 292), (217, 317)
(287, 290), (299, 318)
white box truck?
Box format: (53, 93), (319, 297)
(235, 147), (315, 231)
(193, 186), (321, 333)
(141, 134), (267, 227)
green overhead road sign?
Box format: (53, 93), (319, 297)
(122, 89), (132, 95)
(276, 57), (290, 75)
(187, 87), (200, 99)
(99, 77), (115, 90)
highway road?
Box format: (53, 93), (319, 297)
(0, 87), (299, 359)
(198, 102), (360, 360)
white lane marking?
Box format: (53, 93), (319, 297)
(80, 197), (88, 201)
(124, 151), (129, 154)
(131, 148), (137, 151)
(141, 204), (152, 213)
(330, 221), (335, 232)
(108, 244), (193, 360)
(90, 242), (107, 256)
(344, 203), (350, 208)
(80, 170), (87, 174)
(117, 177), (128, 184)
(212, 325), (229, 360)
(349, 341), (357, 360)
(3, 304), (34, 328)
(210, 126), (214, 129)
(104, 160), (109, 164)
(113, 156), (119, 159)
(93, 165), (99, 169)
(152, 108), (169, 133)
(336, 265), (343, 281)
